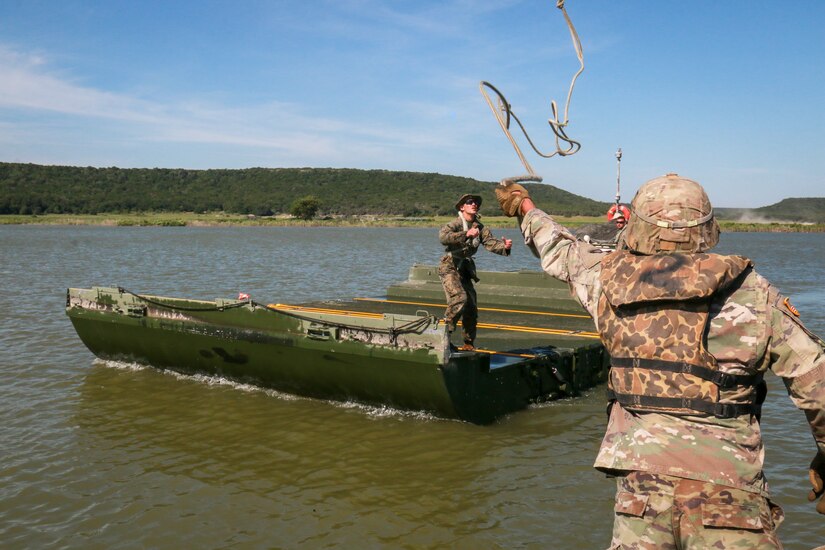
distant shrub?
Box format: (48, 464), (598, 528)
(291, 196), (320, 220)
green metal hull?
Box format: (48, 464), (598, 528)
(67, 269), (608, 424)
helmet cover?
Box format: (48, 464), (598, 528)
(621, 173), (720, 254)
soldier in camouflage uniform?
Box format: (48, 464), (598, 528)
(496, 173), (825, 549)
(439, 193), (512, 351)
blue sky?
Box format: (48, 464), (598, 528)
(1, 1), (822, 207)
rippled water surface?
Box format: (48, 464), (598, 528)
(1, 226), (823, 549)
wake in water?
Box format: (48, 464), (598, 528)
(96, 358), (444, 423)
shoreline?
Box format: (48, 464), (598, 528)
(2, 213), (824, 232)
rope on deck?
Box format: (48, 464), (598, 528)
(266, 304), (435, 337)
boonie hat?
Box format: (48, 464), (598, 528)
(455, 194), (483, 210)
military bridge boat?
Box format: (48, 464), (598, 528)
(66, 264), (608, 424)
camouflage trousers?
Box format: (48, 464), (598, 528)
(438, 256), (477, 346)
(608, 471), (784, 549)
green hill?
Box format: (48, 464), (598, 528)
(3, 162), (822, 222)
(717, 198), (825, 224)
(0, 162), (609, 217)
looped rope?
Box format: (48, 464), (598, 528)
(269, 306), (435, 337)
(479, 0), (584, 178)
(118, 287), (250, 312)
(119, 286), (435, 338)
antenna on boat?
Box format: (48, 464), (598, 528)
(605, 148), (630, 225)
(615, 147), (622, 204)
(480, 0), (584, 182)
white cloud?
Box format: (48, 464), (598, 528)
(0, 44), (456, 164)
(0, 46), (160, 123)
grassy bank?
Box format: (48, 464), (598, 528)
(0, 212), (598, 229)
(2, 213), (824, 232)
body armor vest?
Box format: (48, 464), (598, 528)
(597, 251), (767, 419)
(443, 216), (482, 260)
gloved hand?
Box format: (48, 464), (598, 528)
(808, 452), (825, 514)
(496, 183), (530, 217)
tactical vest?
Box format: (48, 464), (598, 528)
(597, 251), (767, 419)
(444, 215), (482, 260)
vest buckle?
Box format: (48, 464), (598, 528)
(711, 371), (736, 389)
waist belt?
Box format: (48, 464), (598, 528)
(606, 390), (762, 419)
(608, 357), (764, 419)
(610, 357), (763, 389)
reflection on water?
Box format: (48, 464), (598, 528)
(1, 226), (823, 549)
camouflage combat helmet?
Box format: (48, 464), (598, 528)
(622, 173), (720, 254)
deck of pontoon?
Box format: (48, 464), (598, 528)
(283, 263), (598, 356)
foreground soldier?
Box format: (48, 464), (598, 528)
(496, 173), (825, 548)
(439, 193), (512, 351)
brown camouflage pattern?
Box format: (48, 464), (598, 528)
(596, 251), (758, 415)
(599, 251), (751, 306)
(621, 174), (720, 255)
(609, 471), (783, 549)
(438, 215), (510, 345)
(517, 207), (825, 545)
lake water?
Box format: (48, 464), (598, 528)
(1, 225), (823, 549)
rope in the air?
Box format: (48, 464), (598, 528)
(479, 0), (584, 180)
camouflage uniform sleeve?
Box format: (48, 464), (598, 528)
(439, 219), (466, 246)
(519, 208), (607, 319)
(480, 226), (511, 256)
(768, 288), (825, 455)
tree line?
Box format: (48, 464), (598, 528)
(0, 163), (610, 217)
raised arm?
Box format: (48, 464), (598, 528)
(496, 182), (606, 319)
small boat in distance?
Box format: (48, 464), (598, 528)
(66, 264), (608, 424)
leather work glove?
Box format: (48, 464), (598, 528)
(808, 452), (825, 514)
(496, 183), (530, 217)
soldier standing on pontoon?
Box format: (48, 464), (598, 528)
(439, 193), (512, 351)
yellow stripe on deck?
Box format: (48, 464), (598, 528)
(353, 297), (591, 319)
(267, 303), (600, 340)
(476, 321), (599, 339)
(474, 348), (537, 358)
(269, 303), (384, 319)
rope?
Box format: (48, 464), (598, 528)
(267, 305), (435, 337)
(117, 287), (250, 312)
(479, 0), (584, 177)
(119, 287), (435, 337)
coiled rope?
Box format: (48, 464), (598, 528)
(118, 287), (434, 337)
(479, 0), (584, 178)
(118, 287), (250, 312)
(266, 305), (435, 338)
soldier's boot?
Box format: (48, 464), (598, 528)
(461, 324), (476, 352)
